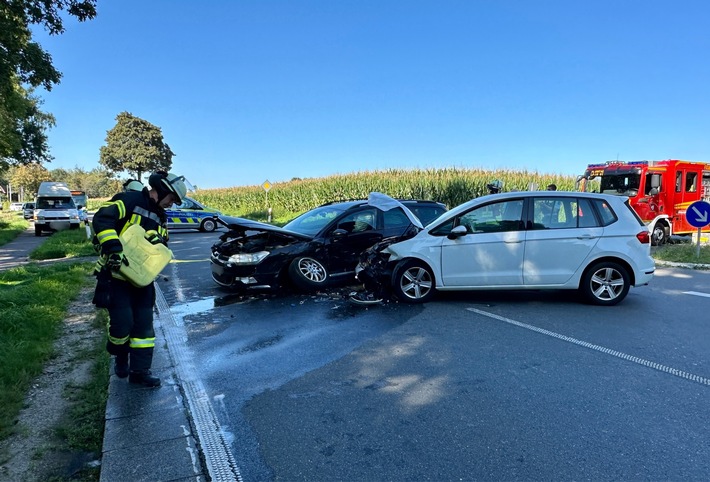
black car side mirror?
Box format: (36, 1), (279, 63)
(331, 228), (348, 238)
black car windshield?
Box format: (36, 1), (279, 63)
(283, 204), (351, 236)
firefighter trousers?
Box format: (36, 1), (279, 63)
(105, 277), (156, 372)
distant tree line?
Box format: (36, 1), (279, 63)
(1, 164), (123, 202)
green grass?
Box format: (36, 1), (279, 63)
(0, 262), (95, 440)
(0, 212), (29, 246)
(30, 224), (97, 261)
(653, 241), (710, 264)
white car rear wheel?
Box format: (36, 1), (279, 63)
(580, 261), (630, 306)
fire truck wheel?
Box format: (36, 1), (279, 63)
(651, 222), (668, 246)
(580, 261), (630, 306)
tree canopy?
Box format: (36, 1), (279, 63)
(99, 112), (174, 181)
(0, 0), (98, 166)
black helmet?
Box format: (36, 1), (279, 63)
(486, 179), (504, 194)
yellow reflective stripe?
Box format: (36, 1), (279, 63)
(130, 337), (155, 349)
(119, 214), (142, 236)
(99, 200), (126, 219)
(96, 229), (119, 244)
(116, 200), (126, 219)
(108, 334), (129, 345)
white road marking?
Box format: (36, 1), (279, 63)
(466, 307), (710, 388)
(683, 291), (710, 298)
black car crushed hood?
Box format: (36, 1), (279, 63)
(215, 215), (313, 242)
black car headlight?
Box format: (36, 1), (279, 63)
(227, 251), (269, 265)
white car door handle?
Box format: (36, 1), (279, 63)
(577, 234), (596, 239)
(504, 240), (523, 244)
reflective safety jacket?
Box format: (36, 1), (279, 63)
(92, 189), (169, 272)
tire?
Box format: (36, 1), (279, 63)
(35, 226), (42, 237)
(200, 218), (217, 232)
(651, 222), (668, 246)
(579, 261), (630, 306)
(288, 257), (329, 291)
(392, 259), (436, 303)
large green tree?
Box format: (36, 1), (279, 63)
(8, 162), (52, 196)
(99, 112), (174, 181)
(0, 0), (98, 166)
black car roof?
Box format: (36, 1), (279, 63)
(318, 199), (446, 209)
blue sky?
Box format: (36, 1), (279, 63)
(31, 0), (710, 190)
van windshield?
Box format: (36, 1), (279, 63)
(37, 197), (76, 209)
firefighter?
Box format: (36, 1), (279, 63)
(486, 179), (504, 194)
(123, 178), (145, 192)
(92, 171), (187, 387)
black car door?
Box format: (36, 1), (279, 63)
(325, 207), (383, 275)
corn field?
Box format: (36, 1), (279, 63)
(193, 167), (579, 222)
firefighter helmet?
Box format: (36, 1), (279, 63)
(123, 179), (144, 192)
(486, 179), (504, 194)
(148, 171), (188, 204)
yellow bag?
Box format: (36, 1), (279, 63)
(117, 224), (173, 287)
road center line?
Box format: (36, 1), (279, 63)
(466, 307), (710, 388)
(683, 291), (710, 298)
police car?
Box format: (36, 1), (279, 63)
(165, 197), (222, 232)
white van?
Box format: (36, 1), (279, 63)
(34, 182), (81, 236)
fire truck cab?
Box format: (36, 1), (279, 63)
(578, 160), (710, 245)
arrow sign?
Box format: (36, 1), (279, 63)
(686, 200), (710, 228)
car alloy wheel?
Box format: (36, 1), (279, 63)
(288, 256), (329, 290)
(392, 259), (435, 303)
(580, 261), (630, 306)
(201, 218), (217, 232)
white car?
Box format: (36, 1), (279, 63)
(10, 202), (23, 211)
(376, 191), (655, 306)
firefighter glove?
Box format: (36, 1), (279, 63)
(106, 252), (129, 271)
(145, 230), (165, 245)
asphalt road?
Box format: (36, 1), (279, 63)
(160, 230), (710, 481)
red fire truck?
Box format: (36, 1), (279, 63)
(578, 160), (710, 245)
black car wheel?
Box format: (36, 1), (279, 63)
(288, 257), (329, 291)
(200, 218), (217, 232)
(392, 259), (435, 303)
(579, 261), (630, 306)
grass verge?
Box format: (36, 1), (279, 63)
(653, 241), (710, 264)
(0, 212), (29, 246)
(0, 262), (94, 440)
(31, 225), (97, 260)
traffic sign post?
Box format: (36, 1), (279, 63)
(685, 201), (710, 258)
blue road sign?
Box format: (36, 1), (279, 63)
(686, 201), (710, 228)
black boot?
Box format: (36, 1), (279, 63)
(114, 354), (129, 378)
(128, 370), (161, 387)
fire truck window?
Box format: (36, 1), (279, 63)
(644, 173), (661, 195)
(675, 171), (682, 192)
(685, 172), (698, 192)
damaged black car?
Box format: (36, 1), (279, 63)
(210, 194), (447, 292)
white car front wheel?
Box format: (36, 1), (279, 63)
(392, 259), (435, 303)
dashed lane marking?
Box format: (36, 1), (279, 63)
(683, 291), (710, 298)
(466, 307), (710, 388)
